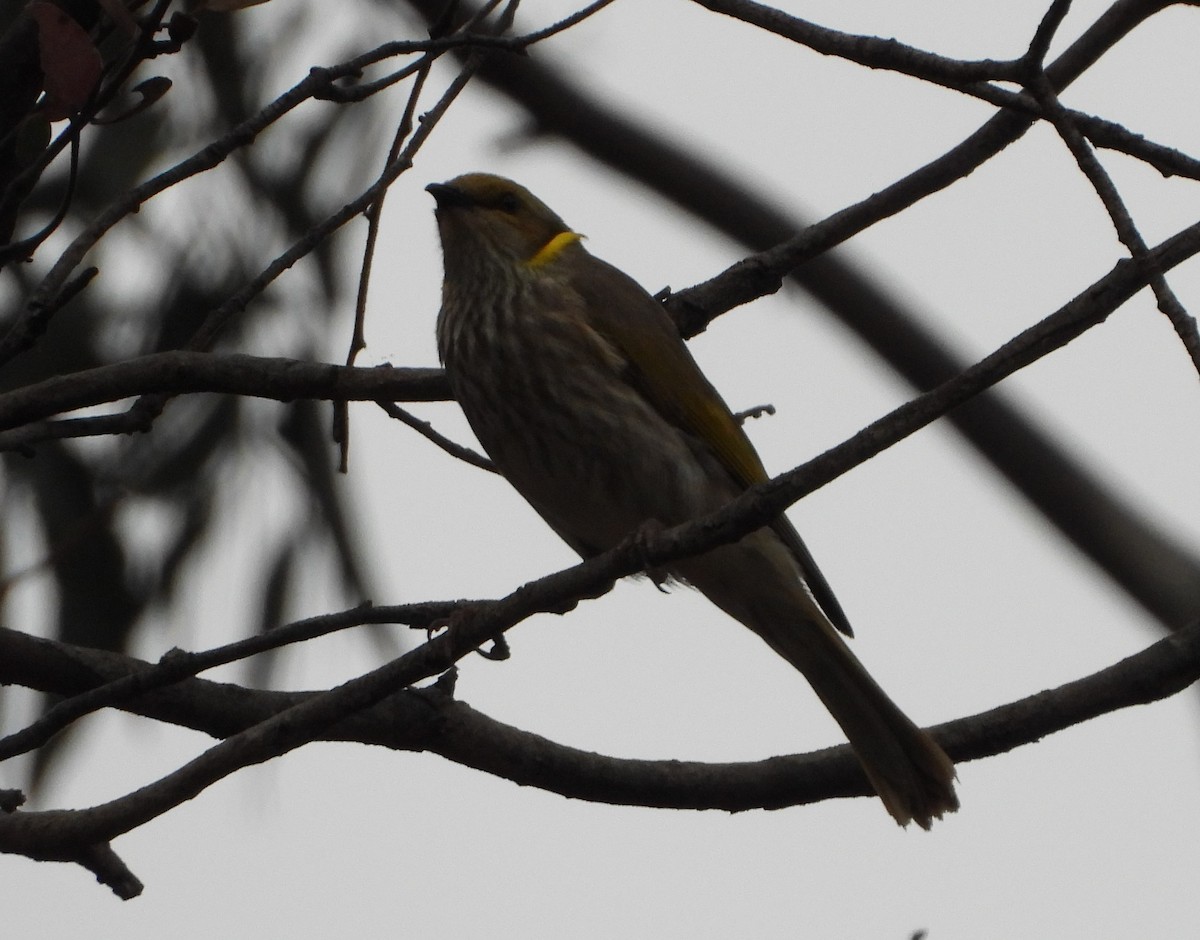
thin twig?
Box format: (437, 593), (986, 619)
(1025, 53), (1200, 375)
(688, 0), (1199, 181)
(337, 44), (439, 472)
(376, 400), (497, 471)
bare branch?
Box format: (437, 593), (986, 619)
(0, 602), (460, 762)
(0, 353), (448, 435)
(1025, 62), (1200, 375)
(2, 609), (1197, 869)
(375, 400), (496, 471)
(691, 0), (1024, 83)
(691, 0), (1198, 180)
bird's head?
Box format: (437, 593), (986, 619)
(427, 174), (584, 278)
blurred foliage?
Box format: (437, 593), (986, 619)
(0, 0), (414, 784)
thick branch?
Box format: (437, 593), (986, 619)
(1, 610), (1198, 817)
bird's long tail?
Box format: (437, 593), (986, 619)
(753, 611), (958, 829)
(678, 536), (958, 828)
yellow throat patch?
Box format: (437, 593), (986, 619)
(527, 231), (583, 268)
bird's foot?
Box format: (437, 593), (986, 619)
(622, 518), (672, 593)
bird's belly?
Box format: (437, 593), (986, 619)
(455, 359), (730, 558)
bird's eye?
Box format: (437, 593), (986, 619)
(497, 192), (521, 214)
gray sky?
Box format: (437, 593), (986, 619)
(7, 1), (1200, 936)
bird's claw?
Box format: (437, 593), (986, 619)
(622, 518), (671, 593)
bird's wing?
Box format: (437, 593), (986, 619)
(568, 254), (854, 637)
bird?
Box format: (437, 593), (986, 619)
(427, 172), (958, 828)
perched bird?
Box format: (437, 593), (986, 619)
(428, 173), (958, 827)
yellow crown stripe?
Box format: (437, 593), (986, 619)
(526, 231), (583, 268)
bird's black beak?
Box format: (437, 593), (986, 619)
(426, 182), (472, 209)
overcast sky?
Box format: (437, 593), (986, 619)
(7, 1), (1200, 937)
